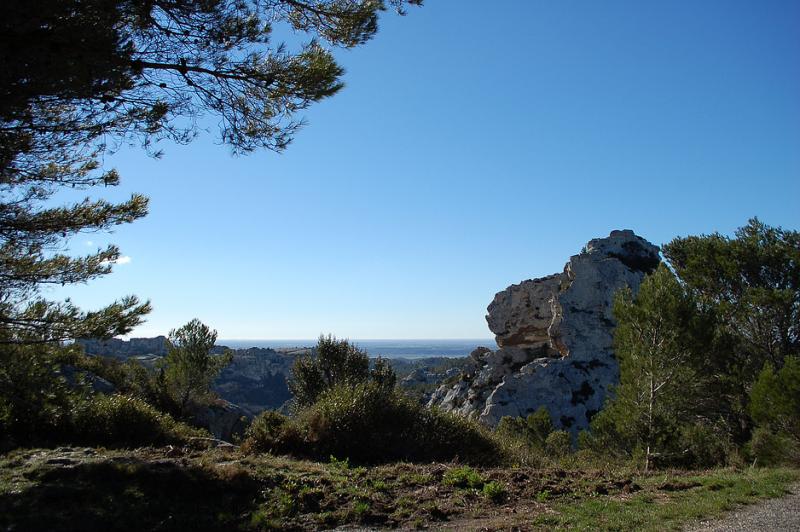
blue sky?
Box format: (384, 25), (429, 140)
(50, 0), (800, 340)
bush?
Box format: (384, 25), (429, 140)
(544, 430), (571, 457)
(676, 422), (733, 468)
(748, 357), (800, 465)
(0, 342), (208, 449)
(288, 335), (395, 409)
(0, 344), (77, 447)
(482, 481), (507, 502)
(748, 427), (799, 466)
(443, 466), (483, 489)
(243, 382), (502, 464)
(71, 394), (205, 447)
(51, 347), (130, 389)
(412, 405), (503, 465)
(495, 407), (554, 451)
(240, 410), (301, 454)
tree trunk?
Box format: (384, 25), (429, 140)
(645, 373), (655, 473)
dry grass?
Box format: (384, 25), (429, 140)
(0, 446), (797, 531)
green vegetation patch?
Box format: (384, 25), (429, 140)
(242, 382), (502, 465)
(533, 468), (799, 531)
(443, 465), (484, 489)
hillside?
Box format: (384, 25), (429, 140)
(1, 446), (796, 531)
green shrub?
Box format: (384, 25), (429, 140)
(544, 430), (571, 457)
(495, 407), (554, 448)
(527, 407), (555, 443)
(676, 422), (733, 468)
(243, 382), (502, 464)
(51, 347), (130, 389)
(412, 405), (502, 465)
(0, 342), (206, 449)
(288, 335), (395, 409)
(482, 481), (507, 502)
(577, 430), (593, 450)
(495, 415), (526, 440)
(443, 466), (483, 489)
(241, 410), (295, 453)
(71, 394), (204, 447)
(328, 455), (350, 469)
(748, 357), (800, 465)
(748, 427), (799, 466)
(0, 344), (76, 447)
(495, 407), (555, 459)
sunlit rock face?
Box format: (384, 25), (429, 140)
(428, 230), (659, 434)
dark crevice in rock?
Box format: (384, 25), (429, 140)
(608, 241), (659, 274)
(570, 381), (595, 405)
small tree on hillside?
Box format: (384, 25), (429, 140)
(749, 357), (800, 464)
(161, 319), (232, 418)
(496, 406), (554, 450)
(593, 265), (713, 471)
(289, 335), (396, 408)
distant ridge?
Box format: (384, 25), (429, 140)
(218, 339), (495, 359)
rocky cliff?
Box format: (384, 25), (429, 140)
(428, 230), (659, 434)
(213, 347), (298, 416)
(78, 336), (170, 358)
(77, 338), (303, 415)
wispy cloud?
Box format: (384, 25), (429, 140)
(85, 240), (94, 247)
(101, 255), (132, 266)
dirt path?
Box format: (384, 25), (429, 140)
(688, 483), (800, 532)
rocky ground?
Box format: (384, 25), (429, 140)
(1, 446), (796, 531)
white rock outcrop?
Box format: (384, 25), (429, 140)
(428, 230), (659, 434)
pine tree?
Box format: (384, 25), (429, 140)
(594, 265), (712, 471)
(0, 0), (422, 344)
(663, 218), (800, 440)
(161, 319), (232, 418)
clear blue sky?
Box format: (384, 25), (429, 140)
(50, 0), (800, 340)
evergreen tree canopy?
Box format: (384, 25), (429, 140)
(748, 356), (800, 465)
(592, 264), (715, 470)
(750, 357), (800, 442)
(0, 0), (421, 343)
(663, 218), (800, 375)
(289, 334), (396, 408)
(660, 218), (800, 440)
(591, 219), (799, 468)
(161, 318), (232, 417)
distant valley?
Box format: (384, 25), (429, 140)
(76, 337), (474, 416)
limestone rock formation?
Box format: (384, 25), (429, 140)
(213, 347), (299, 416)
(401, 367), (461, 387)
(189, 399), (251, 442)
(78, 336), (170, 358)
(428, 230), (659, 434)
(77, 337), (306, 415)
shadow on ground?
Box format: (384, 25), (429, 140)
(0, 457), (260, 532)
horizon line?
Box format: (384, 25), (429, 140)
(217, 337), (496, 342)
